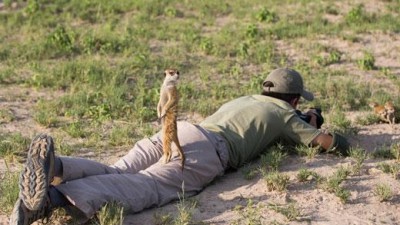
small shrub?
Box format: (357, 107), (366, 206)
(96, 202), (124, 225)
(348, 147), (367, 175)
(295, 145), (319, 160)
(246, 24), (259, 39)
(153, 212), (173, 225)
(260, 146), (287, 171)
(328, 109), (358, 135)
(373, 184), (393, 202)
(297, 168), (319, 182)
(263, 171), (290, 192)
(355, 113), (381, 125)
(377, 162), (392, 173)
(0, 133), (30, 161)
(62, 122), (88, 138)
(334, 188), (351, 204)
(319, 166), (351, 203)
(256, 8), (277, 23)
(0, 109), (15, 123)
(199, 38), (214, 55)
(315, 50), (341, 66)
(268, 202), (301, 221)
(24, 0), (40, 15)
(233, 199), (263, 225)
(372, 145), (399, 160)
(345, 4), (369, 25)
(48, 25), (75, 53)
(391, 143), (400, 161)
(109, 123), (136, 147)
(377, 162), (400, 179)
(240, 163), (259, 180)
(174, 193), (198, 225)
(0, 171), (19, 213)
(357, 51), (375, 70)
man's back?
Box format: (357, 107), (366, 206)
(200, 95), (320, 168)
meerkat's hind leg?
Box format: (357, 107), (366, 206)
(165, 151), (172, 164)
(177, 146), (185, 170)
(162, 133), (172, 164)
(173, 136), (185, 170)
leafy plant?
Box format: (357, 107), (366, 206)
(174, 190), (198, 225)
(260, 145), (287, 171)
(373, 184), (393, 202)
(295, 145), (320, 160)
(377, 162), (400, 179)
(0, 109), (15, 123)
(319, 166), (351, 203)
(240, 163), (260, 180)
(48, 25), (75, 53)
(96, 202), (125, 225)
(0, 133), (30, 161)
(0, 170), (19, 213)
(357, 51), (375, 70)
(268, 202), (301, 221)
(355, 113), (381, 125)
(233, 199), (264, 225)
(372, 144), (400, 160)
(345, 4), (370, 25)
(297, 168), (319, 182)
(263, 171), (290, 192)
(348, 147), (367, 175)
(256, 8), (277, 23)
(327, 108), (358, 135)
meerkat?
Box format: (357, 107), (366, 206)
(369, 102), (389, 123)
(384, 101), (396, 125)
(157, 69), (185, 170)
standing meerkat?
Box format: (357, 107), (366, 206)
(157, 68), (185, 170)
(384, 101), (396, 125)
(369, 102), (388, 123)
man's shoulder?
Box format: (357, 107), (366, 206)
(250, 95), (293, 110)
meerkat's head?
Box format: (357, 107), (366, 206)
(369, 102), (379, 108)
(385, 101), (395, 112)
(385, 101), (394, 107)
(164, 69), (180, 81)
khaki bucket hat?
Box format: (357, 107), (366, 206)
(262, 68), (314, 101)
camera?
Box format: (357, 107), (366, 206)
(295, 108), (324, 129)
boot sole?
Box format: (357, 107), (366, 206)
(19, 134), (55, 211)
(9, 199), (52, 225)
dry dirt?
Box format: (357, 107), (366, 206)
(1, 25), (400, 225)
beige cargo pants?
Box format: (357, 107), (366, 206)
(55, 121), (229, 219)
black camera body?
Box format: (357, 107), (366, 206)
(295, 108), (324, 129)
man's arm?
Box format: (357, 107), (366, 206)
(311, 133), (332, 150)
(311, 132), (350, 156)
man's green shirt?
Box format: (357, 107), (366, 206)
(200, 95), (321, 168)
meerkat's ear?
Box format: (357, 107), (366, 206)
(164, 70), (167, 77)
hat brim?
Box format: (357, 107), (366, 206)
(301, 90), (314, 101)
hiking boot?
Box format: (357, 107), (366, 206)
(19, 134), (55, 211)
(9, 198), (52, 225)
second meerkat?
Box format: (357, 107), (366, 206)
(157, 69), (185, 169)
(384, 101), (396, 125)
